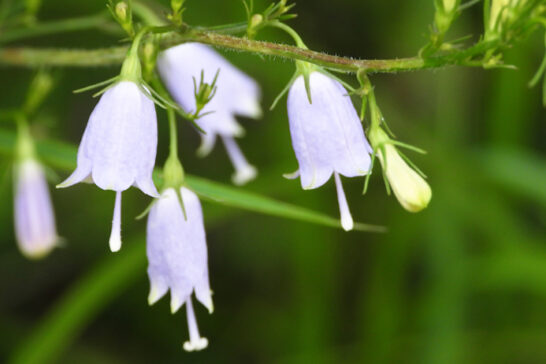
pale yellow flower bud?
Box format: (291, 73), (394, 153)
(488, 0), (528, 34)
(378, 143), (432, 212)
(115, 2), (128, 23)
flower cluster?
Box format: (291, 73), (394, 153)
(10, 0), (441, 353)
(157, 43), (261, 186)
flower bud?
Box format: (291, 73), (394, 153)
(108, 0), (134, 37)
(171, 0), (185, 13)
(486, 0), (529, 38)
(369, 128), (431, 213)
(141, 39), (158, 81)
(115, 2), (128, 22)
(443, 0), (457, 13)
(115, 1), (129, 22)
(169, 0), (185, 25)
(247, 14), (264, 39)
(435, 0), (460, 34)
(250, 14), (263, 28)
(24, 71), (54, 116)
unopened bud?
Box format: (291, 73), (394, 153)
(250, 14), (263, 28)
(171, 0), (185, 13)
(486, 0), (530, 38)
(115, 1), (129, 22)
(24, 72), (54, 115)
(369, 127), (432, 213)
(141, 40), (158, 80)
(435, 0), (459, 33)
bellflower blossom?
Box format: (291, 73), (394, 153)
(157, 43), (262, 185)
(58, 46), (159, 252)
(147, 187), (213, 352)
(14, 158), (59, 259)
(287, 70), (372, 230)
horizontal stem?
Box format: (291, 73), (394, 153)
(163, 30), (429, 73)
(0, 13), (117, 44)
(0, 26), (496, 72)
(0, 46), (128, 67)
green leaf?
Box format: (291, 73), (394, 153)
(0, 128), (384, 232)
(475, 147), (546, 206)
(186, 175), (385, 233)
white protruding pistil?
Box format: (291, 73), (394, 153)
(334, 173), (354, 231)
(221, 136), (257, 186)
(109, 191), (122, 252)
(183, 298), (209, 352)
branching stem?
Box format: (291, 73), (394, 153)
(0, 21), (506, 73)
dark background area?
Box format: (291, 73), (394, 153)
(0, 0), (545, 363)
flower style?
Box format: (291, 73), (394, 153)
(14, 158), (59, 259)
(287, 70), (373, 230)
(369, 127), (432, 213)
(157, 43), (262, 185)
(147, 187), (213, 352)
(58, 80), (159, 252)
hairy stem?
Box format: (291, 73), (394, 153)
(0, 25), (499, 72)
(0, 13), (118, 44)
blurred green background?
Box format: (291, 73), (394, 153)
(1, 0), (545, 363)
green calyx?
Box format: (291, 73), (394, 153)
(295, 61), (318, 104)
(119, 46), (142, 82)
(119, 28), (148, 82)
(162, 154), (185, 191)
(368, 124), (390, 152)
(192, 69), (219, 118)
(161, 153), (188, 220)
(15, 117), (36, 163)
(161, 107), (185, 191)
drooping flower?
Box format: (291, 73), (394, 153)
(147, 187), (213, 352)
(58, 48), (159, 252)
(14, 158), (59, 259)
(157, 43), (261, 185)
(286, 70), (373, 230)
(13, 122), (59, 259)
(368, 127), (431, 213)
